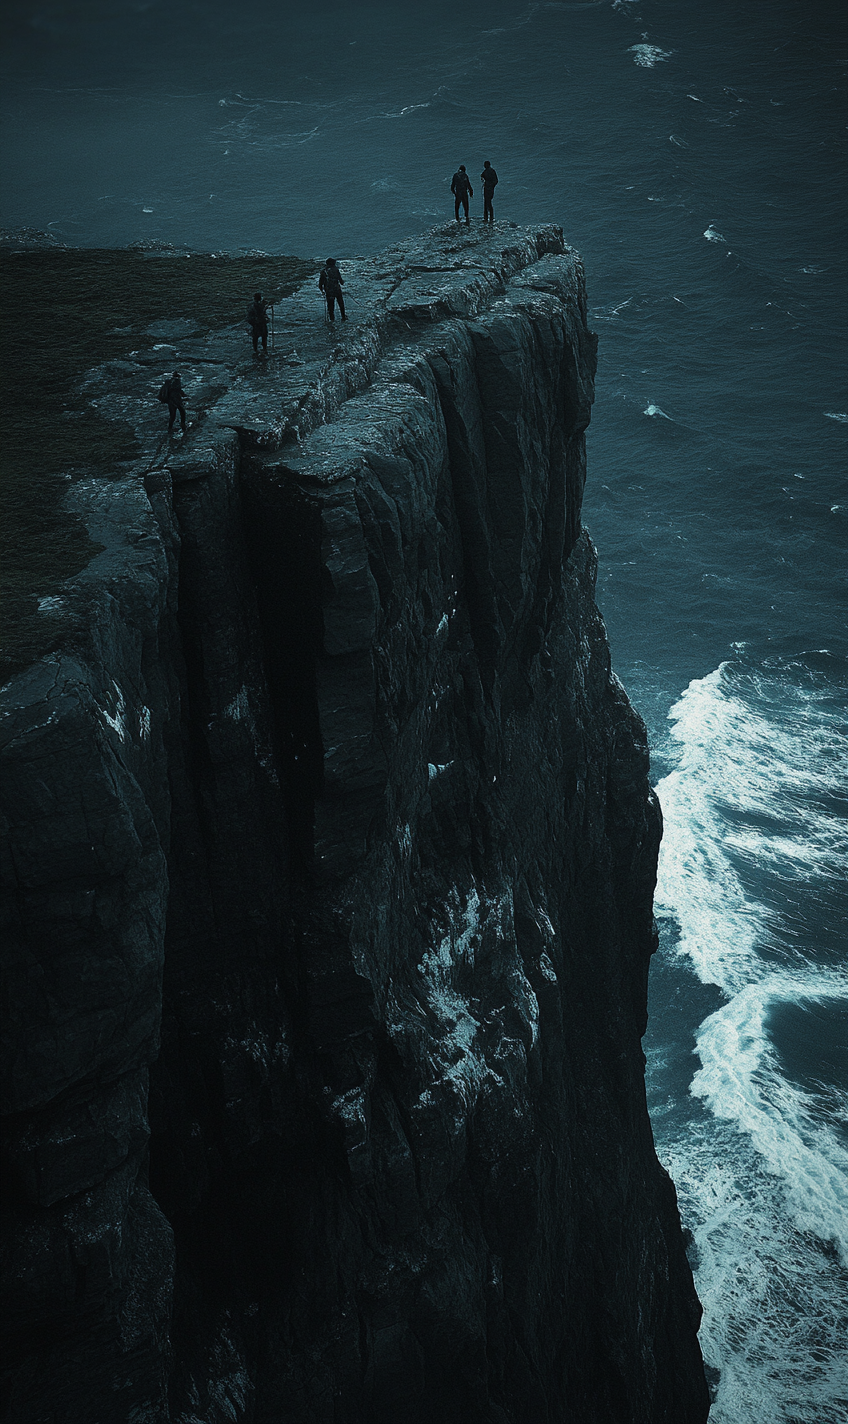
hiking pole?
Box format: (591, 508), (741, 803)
(270, 302), (275, 349)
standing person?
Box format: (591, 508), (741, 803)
(246, 291), (269, 354)
(481, 160), (498, 223)
(159, 370), (187, 435)
(318, 259), (346, 322)
(157, 370), (187, 430)
(451, 164), (473, 224)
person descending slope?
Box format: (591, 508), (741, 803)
(451, 165), (473, 223)
(481, 161), (498, 223)
(318, 259), (346, 322)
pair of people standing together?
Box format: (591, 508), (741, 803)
(451, 161), (498, 224)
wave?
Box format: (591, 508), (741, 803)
(654, 657), (848, 1205)
(652, 656), (848, 1418)
(655, 659), (846, 986)
(629, 43), (674, 68)
(693, 977), (848, 1256)
(662, 1122), (848, 1424)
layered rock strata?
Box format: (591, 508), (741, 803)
(0, 224), (709, 1423)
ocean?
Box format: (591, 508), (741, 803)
(1, 1), (845, 1418)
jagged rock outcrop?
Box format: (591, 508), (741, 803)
(0, 224), (709, 1423)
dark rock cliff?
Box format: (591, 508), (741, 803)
(0, 225), (709, 1423)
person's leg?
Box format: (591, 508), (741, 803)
(261, 325), (268, 350)
(338, 294), (346, 322)
(179, 401), (187, 432)
(327, 295), (336, 322)
(168, 403), (176, 431)
(462, 193), (469, 222)
(252, 327), (259, 351)
(455, 194), (461, 221)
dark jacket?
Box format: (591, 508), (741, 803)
(319, 265), (343, 296)
(247, 299), (268, 328)
(481, 166), (498, 190)
(451, 170), (473, 197)
(163, 376), (185, 406)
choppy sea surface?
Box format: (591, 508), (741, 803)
(2, 1), (845, 1417)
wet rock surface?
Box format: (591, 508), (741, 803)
(0, 224), (708, 1422)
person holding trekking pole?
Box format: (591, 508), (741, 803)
(481, 161), (498, 223)
(318, 259), (346, 323)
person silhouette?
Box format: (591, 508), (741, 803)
(246, 292), (269, 354)
(318, 259), (346, 322)
(451, 165), (473, 224)
(160, 370), (187, 434)
(481, 161), (499, 223)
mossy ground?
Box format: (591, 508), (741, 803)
(0, 248), (317, 680)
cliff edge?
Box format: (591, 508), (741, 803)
(0, 224), (709, 1423)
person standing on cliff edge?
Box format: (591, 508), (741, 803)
(246, 291), (269, 355)
(481, 161), (498, 223)
(158, 370), (187, 435)
(451, 164), (473, 223)
(319, 259), (346, 322)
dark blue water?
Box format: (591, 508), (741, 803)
(2, 3), (846, 1417)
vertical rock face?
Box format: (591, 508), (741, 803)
(0, 226), (709, 1423)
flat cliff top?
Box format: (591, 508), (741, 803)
(0, 248), (317, 680)
(0, 224), (580, 685)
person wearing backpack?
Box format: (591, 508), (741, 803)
(451, 164), (473, 224)
(318, 259), (346, 323)
(481, 161), (499, 223)
(246, 291), (269, 354)
(158, 371), (187, 434)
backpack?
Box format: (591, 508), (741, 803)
(157, 380), (170, 403)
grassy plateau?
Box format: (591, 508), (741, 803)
(0, 247), (316, 679)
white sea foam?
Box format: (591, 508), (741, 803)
(644, 403), (672, 419)
(693, 978), (848, 1256)
(824, 411), (847, 422)
(383, 103), (430, 118)
(662, 1124), (848, 1424)
(704, 224), (727, 243)
(655, 662), (847, 991)
(629, 44), (673, 68)
(654, 659), (848, 1417)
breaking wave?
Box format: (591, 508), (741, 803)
(653, 656), (848, 1422)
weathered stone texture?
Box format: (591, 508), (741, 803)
(0, 224), (708, 1423)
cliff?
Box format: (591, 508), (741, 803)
(0, 224), (709, 1423)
